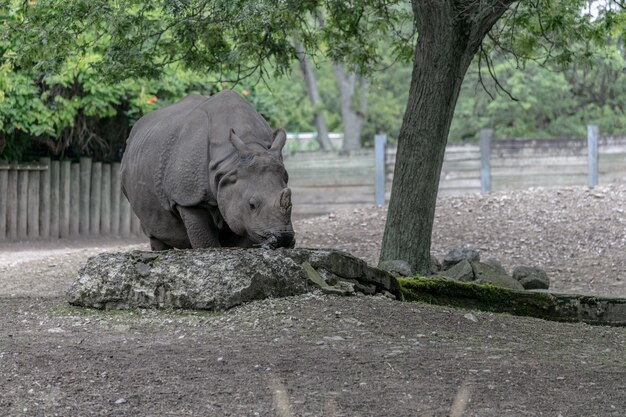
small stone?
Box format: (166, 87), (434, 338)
(115, 398), (127, 405)
(382, 290), (396, 300)
(334, 281), (355, 294)
(484, 258), (507, 275)
(321, 286), (351, 296)
(47, 327), (65, 333)
(463, 313), (478, 322)
(513, 266), (550, 290)
(302, 262), (328, 289)
(134, 262), (151, 277)
(318, 268), (340, 286)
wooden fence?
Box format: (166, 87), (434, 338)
(284, 150), (376, 218)
(2, 130), (626, 239)
(488, 134), (626, 191)
(286, 130), (626, 218)
(0, 158), (142, 241)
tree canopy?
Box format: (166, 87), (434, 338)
(2, 0), (626, 272)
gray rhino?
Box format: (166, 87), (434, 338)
(120, 90), (295, 250)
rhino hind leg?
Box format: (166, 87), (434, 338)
(177, 205), (221, 248)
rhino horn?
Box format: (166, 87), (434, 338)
(279, 188), (292, 210)
(229, 129), (249, 154)
(269, 129), (287, 155)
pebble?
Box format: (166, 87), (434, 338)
(464, 313), (478, 322)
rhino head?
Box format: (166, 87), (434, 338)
(216, 128), (295, 249)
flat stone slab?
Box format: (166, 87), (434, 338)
(399, 277), (626, 327)
(67, 248), (401, 311)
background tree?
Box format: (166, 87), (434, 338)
(2, 0), (621, 273)
(293, 39), (333, 151)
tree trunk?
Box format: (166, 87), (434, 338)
(333, 64), (368, 152)
(294, 40), (333, 151)
(379, 0), (513, 274)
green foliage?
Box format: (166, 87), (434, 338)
(0, 47), (222, 160)
(0, 0), (413, 160)
(4, 0), (626, 159)
(450, 36), (626, 140)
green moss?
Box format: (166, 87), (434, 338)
(398, 276), (577, 323)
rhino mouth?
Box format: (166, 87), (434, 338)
(258, 233), (296, 250)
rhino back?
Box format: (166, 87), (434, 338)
(121, 94), (211, 211)
(122, 91), (275, 212)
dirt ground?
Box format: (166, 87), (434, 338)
(1, 186), (625, 416)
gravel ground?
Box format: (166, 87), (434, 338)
(297, 184), (626, 298)
(1, 186), (625, 416)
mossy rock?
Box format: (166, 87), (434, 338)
(398, 276), (626, 326)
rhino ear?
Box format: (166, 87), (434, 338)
(269, 129), (287, 156)
(230, 129), (249, 155)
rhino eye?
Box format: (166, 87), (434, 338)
(249, 197), (258, 210)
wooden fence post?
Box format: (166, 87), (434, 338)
(111, 162), (121, 235)
(60, 161), (71, 238)
(101, 164), (111, 235)
(0, 167), (7, 240)
(375, 134), (387, 206)
(79, 157), (92, 235)
(38, 157), (51, 238)
(17, 169), (28, 239)
(50, 161), (60, 239)
(587, 125), (599, 188)
(7, 169), (18, 239)
(27, 170), (40, 239)
(90, 162), (102, 235)
(70, 163), (80, 236)
(480, 129), (492, 194)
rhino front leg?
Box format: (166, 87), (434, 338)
(177, 206), (221, 248)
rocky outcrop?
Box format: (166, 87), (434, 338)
(66, 248), (401, 311)
(433, 247), (548, 291)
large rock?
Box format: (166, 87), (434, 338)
(440, 259), (474, 282)
(471, 261), (524, 291)
(513, 266), (550, 290)
(67, 248), (401, 311)
(442, 248), (480, 270)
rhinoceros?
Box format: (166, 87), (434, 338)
(120, 90), (295, 251)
